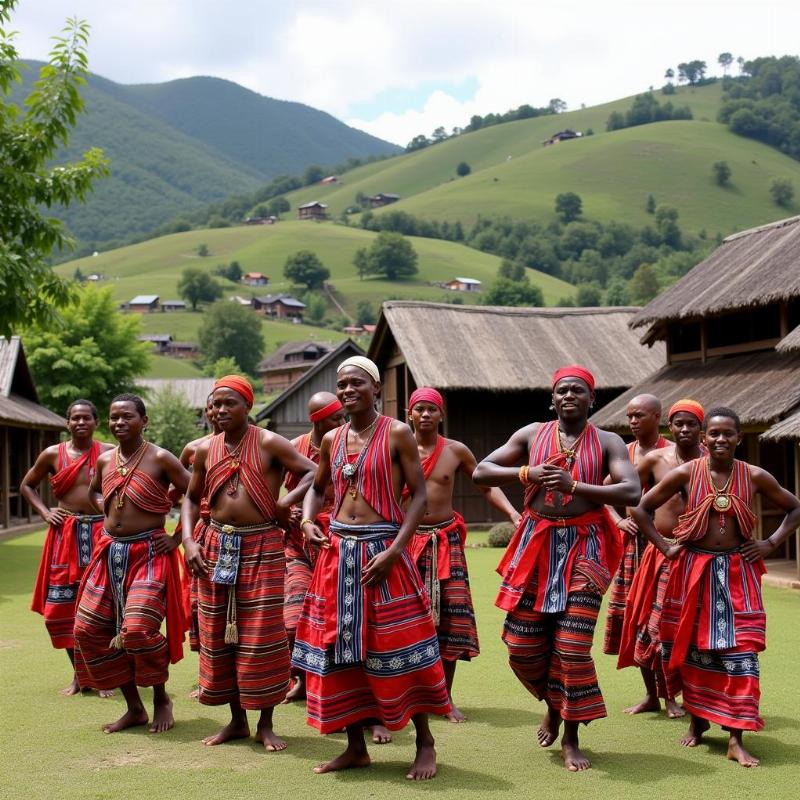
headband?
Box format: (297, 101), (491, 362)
(551, 364), (595, 392)
(408, 387), (444, 411)
(309, 398), (343, 423)
(668, 398), (704, 424)
(213, 375), (254, 408)
(337, 355), (380, 383)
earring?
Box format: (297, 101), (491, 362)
(548, 404), (555, 411)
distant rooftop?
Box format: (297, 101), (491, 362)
(129, 294), (159, 304)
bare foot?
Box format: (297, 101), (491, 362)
(407, 742), (437, 780)
(149, 698), (174, 734)
(61, 677), (81, 696)
(680, 716), (710, 747)
(203, 719), (250, 746)
(445, 705), (467, 723)
(99, 689), (115, 698)
(103, 707), (148, 733)
(255, 724), (286, 752)
(371, 725), (392, 744)
(624, 695), (661, 715)
(727, 736), (759, 767)
(314, 744), (371, 774)
(537, 708), (561, 747)
(561, 739), (591, 771)
(189, 687), (199, 700)
(666, 699), (685, 719)
(282, 676), (306, 704)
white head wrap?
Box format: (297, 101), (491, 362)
(337, 355), (380, 382)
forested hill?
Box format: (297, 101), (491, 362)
(15, 61), (400, 247)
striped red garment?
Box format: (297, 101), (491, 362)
(205, 425), (276, 521)
(102, 456), (172, 514)
(401, 434), (445, 500)
(331, 415), (403, 523)
(50, 440), (101, 498)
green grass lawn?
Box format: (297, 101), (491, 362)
(143, 354), (205, 379)
(1, 529), (797, 799)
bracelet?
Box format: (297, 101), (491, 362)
(300, 518), (315, 528)
(570, 479), (578, 494)
(519, 465), (530, 485)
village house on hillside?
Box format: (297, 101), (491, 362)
(444, 277), (482, 293)
(297, 201), (328, 221)
(369, 301), (664, 523)
(161, 300), (186, 312)
(256, 340), (339, 394)
(320, 175), (340, 185)
(256, 339), (364, 439)
(543, 129), (582, 146)
(592, 214), (800, 577)
(0, 337), (66, 533)
(126, 295), (160, 313)
(368, 192), (400, 208)
(242, 272), (269, 286)
(251, 293), (306, 321)
(137, 334), (172, 354)
(138, 378), (215, 423)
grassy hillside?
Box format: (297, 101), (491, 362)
(58, 222), (576, 312)
(279, 83), (800, 236)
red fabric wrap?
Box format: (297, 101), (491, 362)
(102, 458), (172, 515)
(402, 434), (445, 500)
(205, 425), (277, 521)
(551, 364), (595, 391)
(50, 441), (101, 498)
(309, 398), (343, 422)
(408, 387), (443, 410)
(408, 518), (452, 581)
(668, 399), (704, 423)
(213, 374), (254, 407)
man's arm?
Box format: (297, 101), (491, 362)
(181, 441), (209, 575)
(152, 449), (190, 552)
(473, 423), (537, 487)
(741, 467), (800, 562)
(300, 431), (334, 549)
(457, 442), (520, 525)
(87, 454), (108, 515)
(630, 463), (693, 555)
(266, 431), (316, 511)
(20, 447), (62, 524)
(361, 422), (426, 586)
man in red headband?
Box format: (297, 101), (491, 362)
(474, 365), (640, 772)
(405, 386), (520, 723)
(631, 407), (800, 767)
(23, 399), (115, 696)
(617, 399), (706, 719)
(282, 391), (346, 705)
(603, 395), (668, 672)
(181, 375), (316, 751)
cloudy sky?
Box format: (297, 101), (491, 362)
(10, 0), (800, 146)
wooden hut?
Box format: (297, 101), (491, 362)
(368, 301), (664, 522)
(0, 337), (66, 532)
(591, 214), (800, 576)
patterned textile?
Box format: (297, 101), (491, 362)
(409, 514), (479, 661)
(196, 520), (290, 709)
(291, 522), (451, 732)
(31, 513), (104, 648)
(401, 434), (445, 500)
(50, 441), (101, 498)
(101, 456), (172, 515)
(73, 528), (185, 689)
(331, 416), (403, 523)
(660, 546), (765, 730)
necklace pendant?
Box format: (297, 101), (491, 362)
(712, 494), (731, 512)
(348, 483), (358, 499)
(119, 466), (127, 477)
(230, 459), (239, 471)
(341, 463), (357, 480)
(116, 495), (124, 509)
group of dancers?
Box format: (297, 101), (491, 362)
(22, 357), (800, 777)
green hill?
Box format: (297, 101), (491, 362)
(15, 62), (399, 246)
(280, 83), (800, 236)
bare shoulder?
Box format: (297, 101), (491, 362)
(153, 443), (181, 467)
(644, 444), (676, 468)
(98, 441), (115, 454)
(597, 427), (626, 451)
(194, 437), (212, 458)
(96, 447), (115, 467)
(444, 437), (469, 456)
(389, 418), (415, 439)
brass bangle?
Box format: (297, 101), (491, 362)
(570, 479), (578, 494)
(300, 518), (315, 528)
(519, 465), (530, 485)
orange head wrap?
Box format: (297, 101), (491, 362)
(309, 398), (343, 422)
(668, 398), (704, 424)
(213, 375), (254, 408)
(551, 365), (595, 392)
(408, 387), (444, 411)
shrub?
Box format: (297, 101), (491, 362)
(487, 522), (516, 548)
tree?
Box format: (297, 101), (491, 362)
(0, 4), (109, 337)
(498, 259), (526, 281)
(664, 68), (675, 82)
(655, 205), (682, 248)
(203, 356), (241, 378)
(605, 278), (630, 305)
(305, 293), (327, 325)
(575, 283), (602, 307)
(269, 196), (290, 216)
(355, 301), (376, 327)
(481, 276), (543, 307)
(718, 52), (734, 75)
(677, 60), (707, 85)
(227, 260), (243, 282)
(645, 194), (657, 214)
(198, 301), (264, 375)
(73, 267), (86, 283)
(769, 178), (794, 207)
(303, 164), (324, 185)
(177, 267), (223, 310)
(283, 250), (330, 290)
(353, 247), (369, 280)
(431, 126), (448, 142)
(712, 160), (732, 186)
(197, 243), (209, 257)
(629, 263), (660, 304)
(361, 232), (418, 280)
(456, 161), (471, 177)
(548, 98), (567, 114)
(25, 286), (150, 415)
(554, 192), (583, 223)
(146, 385), (198, 457)
(406, 134), (430, 151)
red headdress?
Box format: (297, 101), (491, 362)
(551, 365), (595, 392)
(309, 398), (343, 422)
(668, 398), (704, 424)
(213, 375), (254, 408)
(408, 387), (444, 411)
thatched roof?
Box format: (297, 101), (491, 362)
(777, 324), (800, 353)
(369, 302), (664, 391)
(760, 409), (800, 442)
(591, 350), (800, 432)
(631, 215), (800, 331)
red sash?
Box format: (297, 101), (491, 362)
(206, 425), (277, 521)
(50, 441), (101, 499)
(101, 453), (172, 515)
(402, 434), (445, 500)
